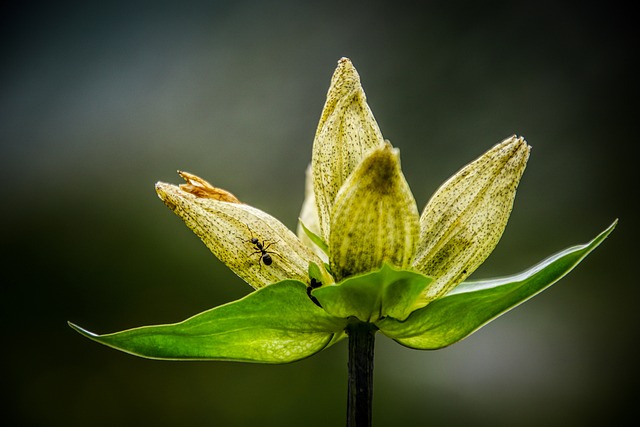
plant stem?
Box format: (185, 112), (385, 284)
(346, 322), (377, 427)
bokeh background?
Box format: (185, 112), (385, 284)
(2, 1), (636, 426)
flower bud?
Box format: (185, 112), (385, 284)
(329, 143), (419, 281)
(312, 58), (384, 241)
(413, 136), (531, 302)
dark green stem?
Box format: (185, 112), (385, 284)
(346, 322), (377, 427)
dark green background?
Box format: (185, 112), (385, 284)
(2, 1), (635, 426)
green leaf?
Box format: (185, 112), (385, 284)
(378, 220), (617, 349)
(308, 261), (334, 287)
(312, 263), (433, 322)
(299, 220), (329, 256)
(69, 280), (348, 363)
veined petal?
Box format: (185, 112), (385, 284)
(312, 58), (385, 242)
(156, 173), (324, 289)
(329, 143), (419, 281)
(296, 164), (328, 262)
(413, 136), (531, 303)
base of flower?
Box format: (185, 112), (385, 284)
(346, 321), (377, 427)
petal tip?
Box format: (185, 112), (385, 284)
(155, 181), (169, 197)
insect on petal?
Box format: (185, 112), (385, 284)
(156, 173), (324, 289)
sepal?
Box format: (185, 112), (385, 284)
(312, 263), (432, 323)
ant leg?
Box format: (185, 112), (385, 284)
(261, 242), (283, 261)
(248, 249), (264, 269)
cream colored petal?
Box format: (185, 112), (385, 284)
(156, 176), (323, 290)
(296, 164), (328, 262)
(413, 136), (531, 303)
(329, 142), (419, 281)
(312, 58), (385, 242)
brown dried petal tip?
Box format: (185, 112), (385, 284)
(178, 170), (241, 203)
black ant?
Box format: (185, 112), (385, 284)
(306, 278), (323, 308)
(245, 228), (280, 268)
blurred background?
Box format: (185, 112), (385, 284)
(2, 1), (636, 426)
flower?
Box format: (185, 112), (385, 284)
(69, 58), (615, 361)
(159, 59), (529, 302)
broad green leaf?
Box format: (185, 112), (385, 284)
(312, 263), (433, 322)
(378, 220), (616, 349)
(69, 281), (348, 363)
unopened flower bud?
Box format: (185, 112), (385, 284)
(413, 135), (531, 302)
(312, 58), (384, 241)
(329, 143), (419, 281)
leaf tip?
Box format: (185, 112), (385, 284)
(68, 321), (98, 338)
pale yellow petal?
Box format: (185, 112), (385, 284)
(329, 142), (419, 281)
(296, 164), (328, 262)
(156, 176), (323, 289)
(312, 58), (384, 242)
(413, 135), (531, 303)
